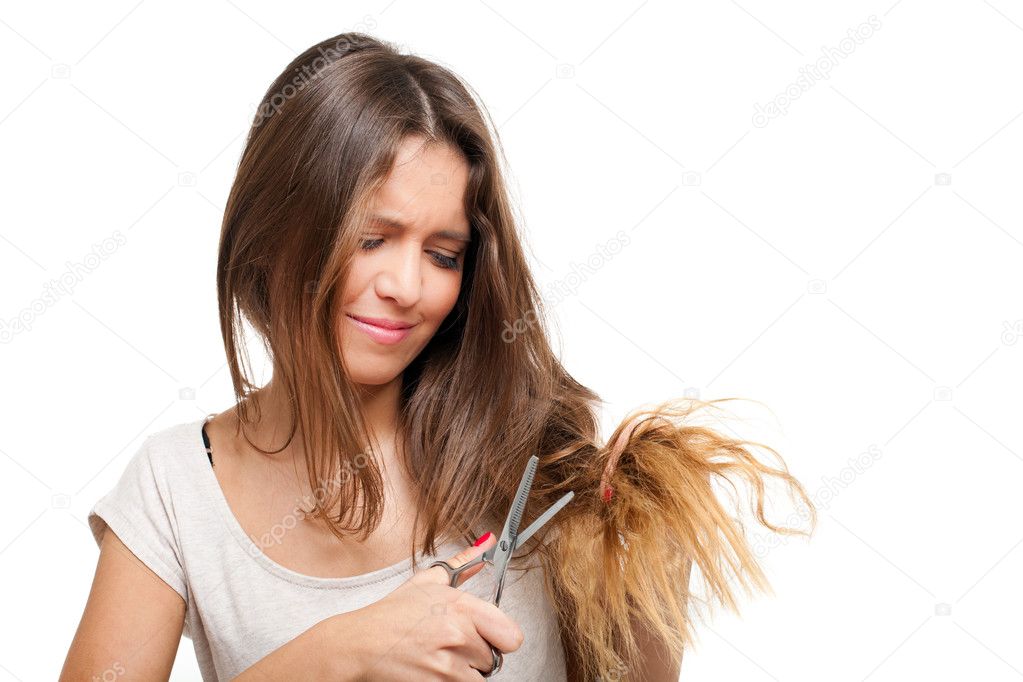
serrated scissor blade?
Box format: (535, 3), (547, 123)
(490, 455), (538, 605)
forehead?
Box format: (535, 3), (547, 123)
(370, 137), (471, 232)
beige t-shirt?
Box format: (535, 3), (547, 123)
(87, 417), (567, 680)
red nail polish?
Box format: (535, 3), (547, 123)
(602, 485), (614, 503)
(473, 531), (492, 547)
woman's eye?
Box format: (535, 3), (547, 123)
(359, 237), (460, 271)
(430, 251), (460, 271)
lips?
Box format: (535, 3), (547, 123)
(345, 314), (417, 345)
(346, 314), (417, 330)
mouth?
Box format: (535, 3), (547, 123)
(346, 314), (417, 330)
(345, 314), (418, 345)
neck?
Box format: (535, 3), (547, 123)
(246, 373), (402, 458)
(236, 373), (414, 525)
(353, 376), (402, 449)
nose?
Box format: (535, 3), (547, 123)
(372, 242), (423, 307)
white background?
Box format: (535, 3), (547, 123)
(2, 1), (1022, 680)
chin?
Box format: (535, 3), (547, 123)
(342, 356), (407, 386)
(349, 372), (401, 387)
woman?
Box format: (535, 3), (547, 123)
(63, 32), (816, 681)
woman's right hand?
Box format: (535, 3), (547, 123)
(328, 532), (525, 681)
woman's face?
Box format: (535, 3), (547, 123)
(338, 136), (471, 386)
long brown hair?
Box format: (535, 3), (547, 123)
(217, 31), (817, 680)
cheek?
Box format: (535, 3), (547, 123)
(340, 263), (370, 304)
(425, 272), (462, 319)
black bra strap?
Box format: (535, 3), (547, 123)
(202, 421), (214, 467)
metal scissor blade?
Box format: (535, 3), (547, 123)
(514, 490), (574, 549)
(489, 455), (538, 605)
(494, 455), (538, 563)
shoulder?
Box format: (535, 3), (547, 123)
(134, 417), (210, 479)
(88, 419), (205, 515)
(87, 417), (209, 543)
(145, 416), (208, 456)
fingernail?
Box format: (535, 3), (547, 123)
(602, 485), (614, 503)
(473, 531), (492, 547)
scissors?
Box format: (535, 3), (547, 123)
(429, 455), (575, 677)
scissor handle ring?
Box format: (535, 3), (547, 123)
(480, 647), (503, 677)
(428, 555), (488, 587)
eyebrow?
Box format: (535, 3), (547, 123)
(369, 214), (472, 243)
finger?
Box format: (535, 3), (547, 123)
(455, 659), (487, 682)
(412, 531), (496, 587)
(463, 599), (525, 657)
(446, 629), (500, 679)
(463, 641), (500, 679)
(448, 532), (497, 587)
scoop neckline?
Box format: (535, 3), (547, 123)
(191, 416), (462, 590)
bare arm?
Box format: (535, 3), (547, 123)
(625, 610), (682, 682)
(562, 557), (691, 682)
(60, 528), (185, 681)
(65, 528), (361, 681)
(231, 613), (360, 681)
(624, 555), (692, 682)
